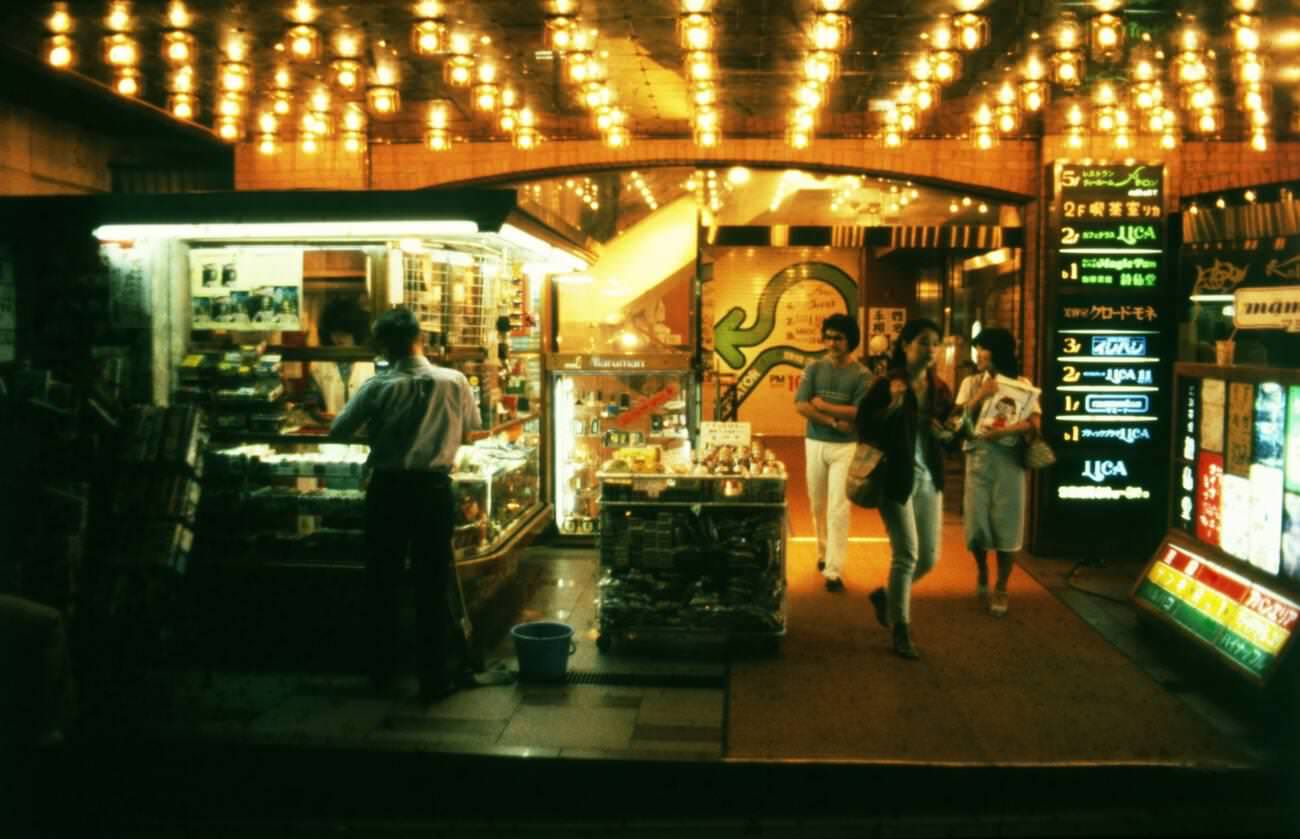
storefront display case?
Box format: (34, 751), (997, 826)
(593, 431), (788, 653)
(547, 352), (696, 537)
(1132, 362), (1300, 686)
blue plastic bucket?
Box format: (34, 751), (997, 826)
(511, 621), (576, 682)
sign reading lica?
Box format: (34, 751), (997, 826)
(1041, 162), (1168, 533)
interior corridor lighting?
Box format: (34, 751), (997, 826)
(1089, 13), (1124, 62)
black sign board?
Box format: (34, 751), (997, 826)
(1035, 163), (1171, 554)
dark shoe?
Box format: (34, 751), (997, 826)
(817, 560), (826, 572)
(892, 623), (920, 660)
(825, 577), (845, 592)
(869, 587), (890, 628)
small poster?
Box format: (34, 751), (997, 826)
(867, 307), (906, 347)
(974, 375), (1041, 436)
(1200, 378), (1225, 454)
(190, 247), (303, 331)
(1226, 382), (1255, 478)
(1248, 465), (1284, 576)
(1220, 473), (1253, 561)
(699, 421), (751, 450)
(1282, 493), (1300, 586)
(1253, 383), (1286, 469)
(1287, 386), (1300, 494)
(1196, 450), (1223, 547)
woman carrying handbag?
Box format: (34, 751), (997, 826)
(854, 319), (957, 660)
(953, 328), (1041, 617)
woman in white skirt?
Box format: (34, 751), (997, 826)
(954, 328), (1040, 617)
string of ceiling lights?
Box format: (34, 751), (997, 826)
(35, 0), (1280, 156)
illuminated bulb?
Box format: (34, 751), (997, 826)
(978, 203), (989, 214)
(169, 65), (194, 93)
(883, 129), (903, 148)
(272, 91), (292, 115)
(1132, 58), (1156, 82)
(341, 104), (365, 132)
(48, 5), (72, 34)
(931, 15), (954, 50)
(1055, 12), (1081, 50)
(915, 82), (938, 111)
(217, 96), (243, 118)
(1020, 81), (1046, 112)
(949, 201), (959, 213)
(499, 109), (517, 132)
(812, 12), (849, 51)
(257, 134), (277, 155)
(973, 101), (993, 126)
(1066, 103), (1085, 126)
(996, 81), (1017, 106)
(679, 13), (714, 51)
(474, 84), (500, 112)
(911, 54), (933, 81)
(788, 127), (811, 149)
(1197, 111), (1217, 133)
(514, 127), (541, 150)
(106, 2), (131, 33)
(164, 31), (194, 64)
(258, 111), (278, 134)
(412, 19), (446, 55)
(445, 56), (474, 86)
(1233, 15), (1260, 51)
(301, 134), (320, 154)
(416, 0), (441, 16)
(955, 13), (988, 51)
(216, 117), (243, 141)
(1113, 130), (1131, 149)
(1094, 82), (1116, 106)
(333, 59), (360, 91)
(604, 126), (629, 148)
(974, 128), (994, 150)
(169, 93), (195, 120)
(1251, 130), (1268, 151)
(342, 132), (364, 154)
(1160, 131), (1177, 150)
(428, 101), (450, 129)
(933, 51), (960, 83)
(46, 35), (74, 68)
(334, 29), (360, 57)
(220, 62), (249, 93)
(288, 25), (319, 60)
(225, 32), (248, 62)
(1067, 126), (1085, 149)
(105, 34), (138, 66)
(1024, 53), (1046, 81)
(518, 106), (536, 127)
(166, 2), (191, 29)
(687, 51), (715, 82)
(425, 128), (452, 150)
(449, 29), (473, 55)
(366, 86), (400, 115)
(796, 84), (823, 109)
(309, 87), (330, 113)
(113, 68), (140, 96)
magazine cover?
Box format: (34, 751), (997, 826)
(974, 374), (1040, 436)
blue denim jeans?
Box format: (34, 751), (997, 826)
(878, 465), (943, 625)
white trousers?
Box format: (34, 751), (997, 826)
(805, 438), (857, 580)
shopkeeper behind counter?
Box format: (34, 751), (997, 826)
(304, 298), (376, 422)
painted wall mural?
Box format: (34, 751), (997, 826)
(704, 249), (860, 436)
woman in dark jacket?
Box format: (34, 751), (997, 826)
(855, 318), (955, 659)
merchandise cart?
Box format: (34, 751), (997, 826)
(594, 471), (787, 654)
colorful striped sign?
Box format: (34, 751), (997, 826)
(1136, 542), (1299, 680)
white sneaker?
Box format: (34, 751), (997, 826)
(989, 590), (1009, 617)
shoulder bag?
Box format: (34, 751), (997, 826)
(1021, 430), (1057, 470)
(846, 441), (887, 508)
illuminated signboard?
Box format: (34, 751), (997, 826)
(1173, 378), (1199, 535)
(1040, 163), (1168, 538)
(1134, 539), (1299, 682)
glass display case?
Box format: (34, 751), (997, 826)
(198, 424), (544, 568)
(547, 353), (695, 536)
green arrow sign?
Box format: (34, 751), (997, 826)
(713, 261), (858, 369)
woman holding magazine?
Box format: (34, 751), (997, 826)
(954, 327), (1041, 617)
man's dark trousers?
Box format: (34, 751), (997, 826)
(364, 470), (456, 695)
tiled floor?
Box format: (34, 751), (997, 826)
(112, 548), (727, 760)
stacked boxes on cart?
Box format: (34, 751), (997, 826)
(598, 495), (786, 635)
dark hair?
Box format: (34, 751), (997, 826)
(372, 307), (422, 359)
(319, 297), (370, 346)
(821, 313), (860, 352)
(973, 326), (1020, 378)
(889, 317), (943, 369)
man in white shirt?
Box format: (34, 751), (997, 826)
(331, 307), (480, 703)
